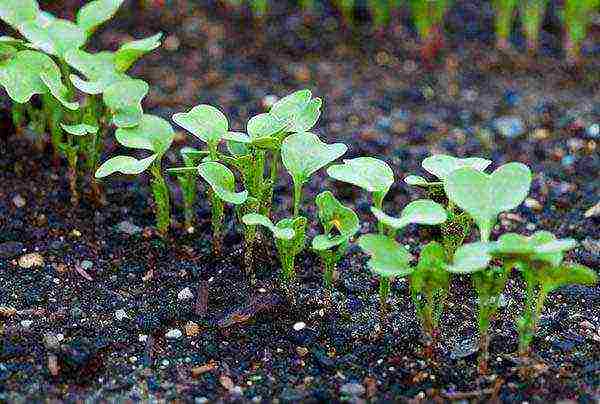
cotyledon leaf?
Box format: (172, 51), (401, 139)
(197, 161), (248, 205)
(103, 79), (149, 128)
(95, 154), (157, 178)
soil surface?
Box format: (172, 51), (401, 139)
(1, 1), (599, 402)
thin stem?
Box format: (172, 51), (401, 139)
(373, 192), (385, 234)
(150, 160), (171, 236)
(293, 180), (303, 217)
(379, 276), (391, 311)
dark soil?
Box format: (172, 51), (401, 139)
(1, 1), (599, 402)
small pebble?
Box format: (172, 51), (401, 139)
(165, 329), (183, 339)
(18, 253), (44, 269)
(80, 260), (93, 270)
(185, 321), (200, 337)
(115, 309), (128, 321)
(293, 322), (306, 331)
(20, 320), (33, 328)
(12, 194), (26, 208)
(340, 382), (366, 397)
(178, 287), (194, 301)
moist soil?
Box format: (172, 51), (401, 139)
(1, 1), (599, 402)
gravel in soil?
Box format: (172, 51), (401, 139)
(1, 1), (599, 402)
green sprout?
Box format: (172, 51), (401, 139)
(281, 132), (347, 217)
(242, 213), (306, 287)
(59, 123), (98, 205)
(409, 0), (452, 63)
(327, 157), (395, 234)
(405, 154), (492, 255)
(492, 0), (518, 51)
(169, 147), (203, 231)
(312, 191), (359, 291)
(520, 0), (548, 54)
(562, 0), (600, 65)
(95, 114), (175, 236)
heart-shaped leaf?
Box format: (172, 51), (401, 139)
(282, 132), (347, 185)
(197, 161), (248, 205)
(327, 157), (394, 200)
(114, 32), (162, 72)
(357, 234), (413, 278)
(0, 0), (39, 29)
(39, 70), (79, 110)
(77, 0), (125, 38)
(19, 18), (86, 59)
(372, 199), (447, 230)
(444, 162), (532, 241)
(173, 104), (229, 145)
(411, 241), (450, 291)
(246, 113), (287, 148)
(115, 114), (174, 155)
(95, 154), (157, 178)
(422, 154), (492, 181)
(103, 79), (148, 128)
(270, 89), (322, 133)
(493, 231), (575, 268)
(0, 50), (71, 106)
(242, 213), (295, 240)
(312, 191), (359, 251)
(447, 242), (492, 274)
(65, 49), (125, 94)
(60, 123), (98, 136)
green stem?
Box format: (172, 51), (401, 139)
(293, 180), (303, 218)
(150, 160), (171, 236)
(210, 190), (224, 256)
(373, 192), (385, 234)
(379, 276), (391, 311)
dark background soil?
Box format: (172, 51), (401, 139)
(1, 1), (599, 402)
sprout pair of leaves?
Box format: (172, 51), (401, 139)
(312, 191), (359, 289)
(242, 214), (307, 283)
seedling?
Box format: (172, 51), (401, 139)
(360, 199), (447, 318)
(327, 157), (394, 234)
(405, 154), (492, 254)
(281, 132), (347, 217)
(493, 0), (518, 51)
(409, 0), (452, 64)
(520, 0), (548, 54)
(169, 147), (203, 230)
(242, 213), (306, 287)
(312, 191), (359, 291)
(60, 123), (98, 205)
(95, 114), (175, 235)
(562, 0), (600, 65)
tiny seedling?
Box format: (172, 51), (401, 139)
(281, 132), (347, 217)
(169, 147), (203, 230)
(405, 154), (492, 254)
(520, 0), (548, 54)
(562, 0), (600, 65)
(409, 0), (452, 63)
(95, 114), (175, 235)
(60, 122), (98, 205)
(242, 213), (306, 287)
(312, 191), (359, 291)
(492, 0), (518, 50)
(327, 157), (394, 234)
(269, 89), (322, 135)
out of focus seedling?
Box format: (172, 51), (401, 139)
(312, 191), (359, 292)
(561, 0), (600, 65)
(95, 114), (175, 235)
(405, 154), (492, 254)
(409, 0), (452, 64)
(520, 0), (548, 54)
(493, 0), (518, 51)
(281, 132), (347, 216)
(327, 157), (394, 234)
(60, 123), (98, 205)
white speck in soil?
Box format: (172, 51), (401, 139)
(293, 322), (306, 331)
(115, 309), (128, 321)
(12, 194), (26, 208)
(165, 329), (183, 339)
(177, 287), (194, 300)
(20, 320), (33, 328)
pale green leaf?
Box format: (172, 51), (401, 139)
(541, 263), (598, 293)
(95, 154), (157, 178)
(242, 213), (295, 240)
(39, 70), (79, 110)
(270, 89), (322, 133)
(371, 199), (447, 230)
(19, 18), (86, 58)
(422, 154), (492, 181)
(114, 114), (174, 154)
(312, 191), (359, 250)
(60, 123), (98, 136)
(173, 104), (229, 145)
(404, 175), (435, 187)
(327, 157), (394, 195)
(0, 0), (39, 29)
(77, 0), (125, 37)
(114, 32), (162, 72)
(65, 49), (124, 93)
(447, 242), (492, 274)
(197, 161), (248, 205)
(103, 79), (148, 128)
(357, 233), (413, 278)
(282, 132), (347, 184)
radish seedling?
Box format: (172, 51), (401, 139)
(169, 147), (203, 230)
(95, 114), (175, 235)
(327, 157), (394, 234)
(409, 0), (452, 64)
(59, 123), (98, 205)
(492, 0), (518, 51)
(312, 191), (359, 291)
(520, 0), (548, 54)
(562, 0), (600, 65)
(281, 132), (347, 217)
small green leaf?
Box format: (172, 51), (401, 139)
(19, 18), (86, 58)
(270, 89), (322, 133)
(412, 241), (450, 291)
(242, 213), (295, 240)
(357, 234), (413, 278)
(444, 162), (532, 241)
(327, 157), (394, 197)
(404, 175), (435, 187)
(422, 154), (492, 181)
(114, 32), (162, 72)
(60, 123), (98, 136)
(39, 70), (79, 110)
(540, 263), (598, 293)
(0, 0), (39, 29)
(198, 161), (248, 205)
(493, 231), (575, 268)
(114, 114), (174, 154)
(246, 113), (287, 148)
(95, 154), (157, 178)
(65, 49), (125, 94)
(77, 0), (125, 38)
(223, 131), (251, 144)
(0, 43), (17, 61)
(173, 104), (229, 145)
(447, 242), (492, 274)
(282, 132), (347, 185)
(103, 79), (149, 128)
(312, 191), (359, 251)
(371, 199), (447, 230)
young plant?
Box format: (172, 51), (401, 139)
(59, 123), (99, 205)
(444, 161), (532, 374)
(492, 0), (518, 51)
(242, 213), (306, 287)
(405, 154), (492, 255)
(409, 0), (452, 64)
(327, 157), (394, 234)
(281, 132), (347, 217)
(312, 191), (359, 291)
(170, 147), (202, 231)
(95, 114), (175, 235)
(562, 0), (600, 65)
(519, 0), (548, 54)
